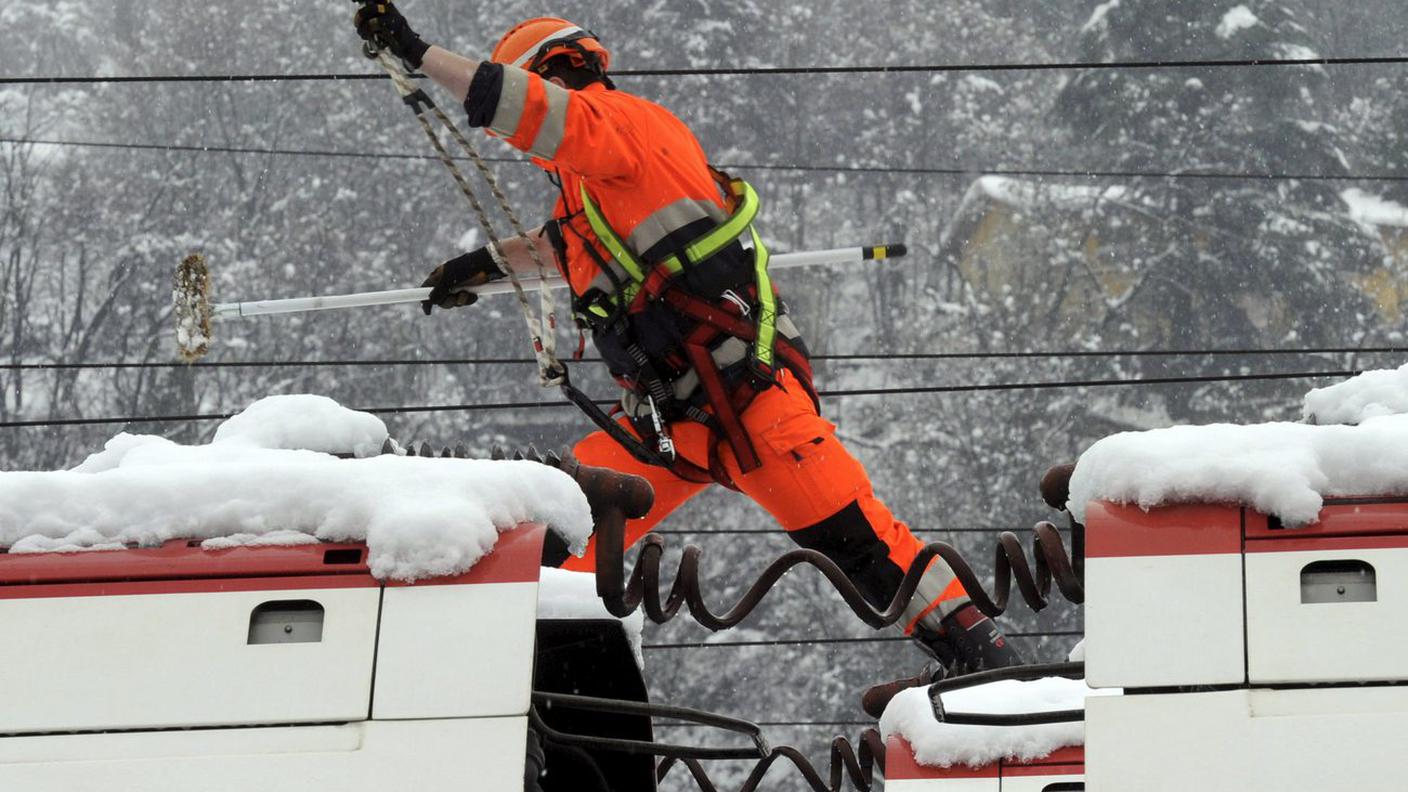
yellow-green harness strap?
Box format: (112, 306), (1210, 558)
(578, 178), (777, 369)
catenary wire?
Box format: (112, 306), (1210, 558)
(3, 53), (1407, 86)
(2, 347), (1400, 371)
(5, 136), (1408, 184)
(0, 368), (1361, 429)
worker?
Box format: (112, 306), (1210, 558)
(353, 4), (1022, 676)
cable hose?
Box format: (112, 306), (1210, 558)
(476, 445), (1085, 626)
(657, 729), (886, 792)
(594, 512), (1084, 629)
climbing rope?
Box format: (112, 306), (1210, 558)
(368, 48), (564, 386)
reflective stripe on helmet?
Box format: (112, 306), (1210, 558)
(510, 24), (587, 68)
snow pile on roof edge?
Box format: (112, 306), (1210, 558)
(212, 394), (389, 456)
(881, 677), (1117, 769)
(1304, 364), (1408, 425)
(0, 397), (593, 581)
(1067, 415), (1408, 524)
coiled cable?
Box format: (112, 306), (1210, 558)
(657, 729), (886, 792)
(594, 513), (1084, 629)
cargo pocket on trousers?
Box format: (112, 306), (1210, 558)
(760, 413), (832, 464)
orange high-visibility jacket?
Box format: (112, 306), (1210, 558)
(466, 63), (732, 299)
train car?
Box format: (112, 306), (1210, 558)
(1083, 498), (1408, 792)
(0, 523), (551, 790)
(881, 496), (1408, 792)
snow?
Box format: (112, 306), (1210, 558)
(1067, 639), (1087, 663)
(538, 568), (645, 667)
(1081, 0), (1122, 34)
(881, 677), (1118, 769)
(1342, 189), (1408, 229)
(1275, 43), (1322, 62)
(961, 75), (1004, 94)
(0, 397), (593, 581)
(1067, 413), (1408, 525)
(212, 394), (390, 457)
(1304, 363), (1408, 425)
(457, 227), (482, 251)
(199, 531), (323, 551)
(944, 176), (1129, 251)
(1216, 6), (1260, 39)
(965, 176), (1127, 214)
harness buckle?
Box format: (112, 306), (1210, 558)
(721, 289), (752, 318)
(646, 395), (677, 463)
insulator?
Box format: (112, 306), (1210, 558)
(454, 443), (470, 459)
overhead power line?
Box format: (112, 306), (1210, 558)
(6, 136), (1408, 184)
(3, 347), (1399, 372)
(3, 54), (1405, 86)
(0, 368), (1359, 430)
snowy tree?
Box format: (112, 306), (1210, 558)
(1041, 0), (1379, 425)
(1050, 0), (1382, 421)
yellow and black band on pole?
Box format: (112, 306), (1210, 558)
(863, 243), (908, 261)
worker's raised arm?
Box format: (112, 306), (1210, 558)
(462, 63), (638, 181)
(354, 5), (636, 180)
(419, 47), (481, 103)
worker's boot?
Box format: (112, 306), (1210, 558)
(912, 603), (1024, 678)
(860, 607), (1024, 718)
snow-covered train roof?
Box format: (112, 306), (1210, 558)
(881, 672), (1116, 769)
(1067, 364), (1408, 524)
(0, 395), (592, 581)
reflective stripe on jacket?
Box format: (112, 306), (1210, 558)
(465, 63), (730, 298)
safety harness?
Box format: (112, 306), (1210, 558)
(566, 169), (818, 486)
(361, 17), (812, 487)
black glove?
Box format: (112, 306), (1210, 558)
(420, 247), (506, 315)
(353, 2), (430, 69)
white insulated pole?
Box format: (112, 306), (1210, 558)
(210, 244), (906, 319)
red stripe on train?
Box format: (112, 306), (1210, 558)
(1085, 502), (1241, 558)
(0, 523), (546, 598)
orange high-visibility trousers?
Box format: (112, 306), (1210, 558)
(558, 368), (970, 634)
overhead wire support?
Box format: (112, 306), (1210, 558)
(0, 368), (1364, 429)
(3, 53), (1406, 86)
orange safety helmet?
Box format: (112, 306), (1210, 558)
(491, 17), (611, 75)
